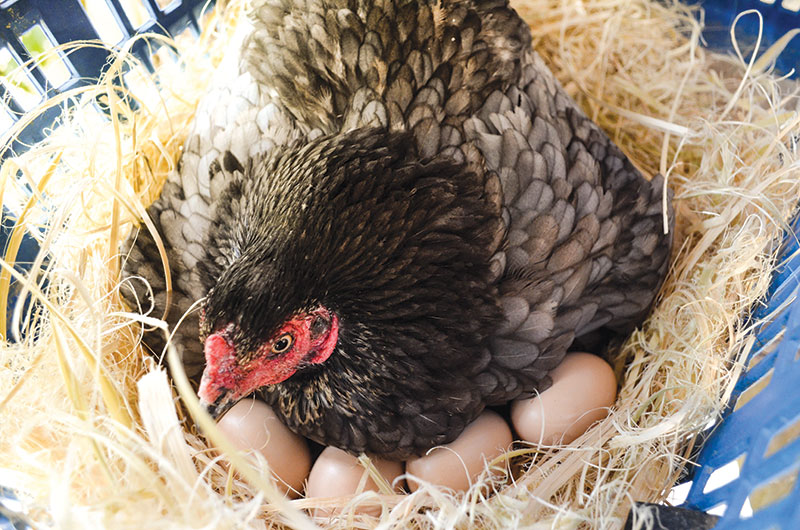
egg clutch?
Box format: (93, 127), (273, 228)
(214, 352), (618, 504)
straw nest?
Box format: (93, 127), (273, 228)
(1, 0), (798, 528)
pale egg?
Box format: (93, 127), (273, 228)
(217, 398), (311, 496)
(305, 446), (404, 516)
(405, 410), (512, 492)
(510, 352), (618, 445)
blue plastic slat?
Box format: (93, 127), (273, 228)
(0, 29), (49, 99)
(106, 0), (142, 37)
(691, 0), (800, 79)
(0, 206), (46, 341)
(0, 486), (27, 529)
(1, 0), (110, 156)
(683, 218), (800, 526)
(0, 80), (27, 117)
(0, 0), (210, 158)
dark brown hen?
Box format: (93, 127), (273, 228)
(122, 0), (673, 459)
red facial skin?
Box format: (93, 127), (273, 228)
(198, 307), (338, 416)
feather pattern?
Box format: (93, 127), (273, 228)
(121, 0), (672, 458)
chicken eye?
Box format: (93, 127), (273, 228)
(271, 333), (294, 354)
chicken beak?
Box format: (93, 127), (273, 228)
(199, 331), (241, 419)
(198, 389), (237, 420)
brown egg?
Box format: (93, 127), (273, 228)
(217, 398), (311, 496)
(405, 410), (512, 492)
(511, 352), (618, 445)
(305, 447), (404, 517)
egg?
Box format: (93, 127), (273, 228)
(217, 398), (311, 496)
(510, 352), (618, 445)
(305, 447), (404, 517)
(405, 410), (512, 492)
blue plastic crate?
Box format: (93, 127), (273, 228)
(675, 1), (800, 529)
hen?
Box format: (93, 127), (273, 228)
(122, 0), (673, 459)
